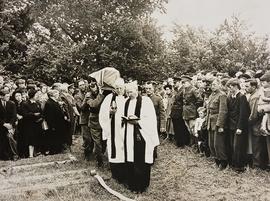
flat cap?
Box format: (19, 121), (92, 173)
(27, 79), (35, 85)
(181, 75), (192, 81)
(260, 71), (270, 82)
(0, 88), (10, 96)
(173, 73), (182, 81)
(246, 70), (255, 78)
(16, 79), (25, 85)
(255, 70), (265, 79)
(238, 73), (251, 80)
(226, 78), (240, 87)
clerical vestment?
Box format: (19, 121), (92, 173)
(99, 93), (126, 163)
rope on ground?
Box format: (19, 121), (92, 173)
(90, 170), (135, 201)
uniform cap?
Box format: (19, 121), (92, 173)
(181, 75), (192, 82)
(260, 71), (270, 82)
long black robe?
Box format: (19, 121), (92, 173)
(124, 96), (151, 193)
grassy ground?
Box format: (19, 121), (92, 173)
(1, 136), (270, 201)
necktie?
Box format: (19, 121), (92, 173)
(2, 101), (6, 108)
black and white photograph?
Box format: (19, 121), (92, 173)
(1, 0), (270, 200)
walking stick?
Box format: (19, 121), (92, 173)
(7, 128), (18, 157)
(90, 170), (135, 201)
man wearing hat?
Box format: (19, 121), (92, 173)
(52, 83), (74, 153)
(68, 83), (75, 96)
(226, 78), (250, 172)
(86, 78), (105, 167)
(206, 78), (228, 170)
(238, 73), (252, 95)
(171, 76), (190, 147)
(181, 75), (202, 146)
(74, 79), (93, 159)
(16, 78), (26, 90)
(0, 88), (18, 160)
(245, 78), (266, 169)
(258, 71), (270, 169)
(145, 81), (166, 135)
(43, 89), (69, 154)
(163, 84), (175, 140)
(145, 81), (166, 160)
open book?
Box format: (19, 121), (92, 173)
(121, 115), (140, 121)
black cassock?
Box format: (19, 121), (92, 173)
(124, 96), (151, 193)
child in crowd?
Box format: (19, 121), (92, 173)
(194, 107), (210, 156)
(258, 80), (270, 135)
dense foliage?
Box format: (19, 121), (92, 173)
(1, 1), (270, 84)
(167, 17), (270, 76)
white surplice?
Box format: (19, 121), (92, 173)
(99, 93), (126, 163)
(125, 96), (160, 164)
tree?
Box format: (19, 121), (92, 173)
(0, 0), (34, 74)
(167, 16), (270, 76)
(23, 0), (167, 83)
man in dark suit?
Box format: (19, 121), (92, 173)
(43, 89), (68, 154)
(0, 88), (17, 160)
(245, 79), (265, 169)
(171, 76), (190, 147)
(181, 75), (203, 146)
(74, 80), (93, 160)
(226, 78), (250, 172)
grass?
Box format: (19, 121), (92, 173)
(0, 136), (270, 201)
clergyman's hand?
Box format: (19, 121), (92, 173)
(218, 127), (224, 133)
(236, 129), (242, 135)
(160, 128), (166, 133)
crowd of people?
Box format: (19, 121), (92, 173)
(144, 69), (270, 174)
(0, 76), (79, 160)
(0, 74), (159, 193)
(1, 67), (270, 193)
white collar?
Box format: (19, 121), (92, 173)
(231, 91), (240, 98)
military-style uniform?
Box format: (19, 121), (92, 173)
(206, 90), (228, 167)
(148, 93), (166, 160)
(182, 86), (202, 144)
(74, 90), (92, 159)
(148, 94), (166, 132)
(248, 89), (266, 168)
(171, 88), (190, 147)
(87, 92), (104, 166)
